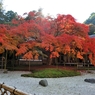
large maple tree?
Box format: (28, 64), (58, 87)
(1, 12), (95, 66)
(40, 14), (91, 65)
(0, 24), (18, 70)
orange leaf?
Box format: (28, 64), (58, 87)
(23, 51), (33, 59)
(77, 51), (83, 59)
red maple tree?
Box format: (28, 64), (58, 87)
(1, 12), (95, 66)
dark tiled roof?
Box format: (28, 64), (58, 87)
(89, 34), (95, 38)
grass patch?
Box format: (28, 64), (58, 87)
(21, 68), (81, 78)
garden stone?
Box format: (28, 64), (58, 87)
(3, 69), (8, 73)
(84, 78), (95, 83)
(39, 79), (48, 87)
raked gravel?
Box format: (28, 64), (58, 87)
(0, 70), (95, 95)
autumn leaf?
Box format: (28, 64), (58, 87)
(23, 51), (33, 59)
(77, 51), (83, 59)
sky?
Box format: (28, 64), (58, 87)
(3, 0), (95, 23)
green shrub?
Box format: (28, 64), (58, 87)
(21, 68), (81, 78)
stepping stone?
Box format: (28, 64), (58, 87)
(84, 78), (95, 83)
(39, 79), (48, 87)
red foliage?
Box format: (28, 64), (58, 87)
(1, 12), (95, 66)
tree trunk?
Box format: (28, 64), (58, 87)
(54, 57), (58, 65)
(3, 50), (8, 73)
(48, 58), (52, 65)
